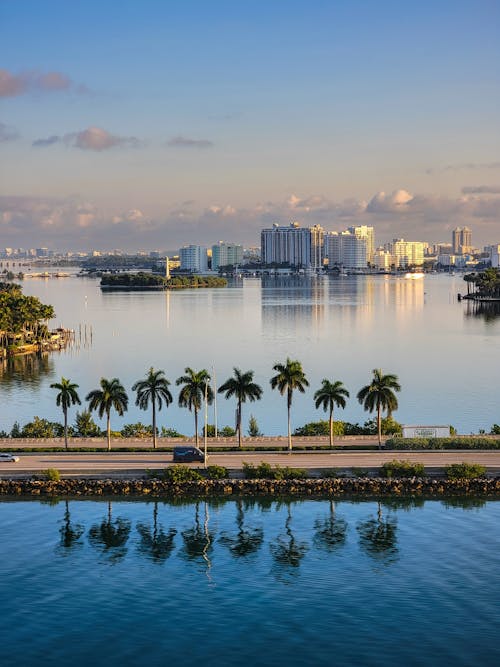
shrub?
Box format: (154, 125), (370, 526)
(121, 422), (153, 438)
(203, 424), (236, 437)
(242, 461), (307, 479)
(206, 465), (228, 479)
(380, 460), (426, 478)
(321, 468), (340, 478)
(293, 420), (344, 436)
(163, 465), (203, 482)
(490, 424), (500, 435)
(387, 437), (500, 450)
(351, 467), (369, 478)
(43, 468), (61, 481)
(161, 427), (185, 437)
(445, 462), (487, 479)
(21, 417), (65, 438)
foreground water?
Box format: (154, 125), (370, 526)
(0, 497), (498, 666)
(1, 272), (499, 434)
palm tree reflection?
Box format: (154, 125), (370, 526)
(357, 502), (398, 565)
(270, 503), (308, 577)
(58, 500), (84, 553)
(219, 499), (264, 558)
(88, 501), (131, 563)
(136, 501), (177, 563)
(313, 500), (347, 552)
(180, 502), (213, 579)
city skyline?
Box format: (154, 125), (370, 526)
(1, 1), (499, 250)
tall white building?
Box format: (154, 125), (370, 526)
(324, 231), (367, 269)
(348, 226), (374, 263)
(261, 222), (324, 269)
(179, 245), (208, 272)
(487, 244), (500, 268)
(384, 239), (424, 268)
(211, 242), (243, 270)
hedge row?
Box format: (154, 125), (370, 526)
(386, 437), (500, 450)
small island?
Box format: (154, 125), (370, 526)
(463, 268), (500, 301)
(100, 272), (227, 290)
(0, 282), (72, 359)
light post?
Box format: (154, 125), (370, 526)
(204, 379), (209, 468)
(212, 365), (218, 438)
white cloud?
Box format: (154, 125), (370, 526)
(33, 127), (141, 151)
(167, 136), (214, 149)
(0, 68), (83, 97)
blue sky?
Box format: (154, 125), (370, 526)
(1, 0), (499, 250)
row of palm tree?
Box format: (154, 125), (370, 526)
(51, 362), (401, 451)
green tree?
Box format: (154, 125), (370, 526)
(218, 368), (263, 448)
(248, 414), (262, 437)
(50, 377), (81, 450)
(86, 378), (129, 451)
(270, 358), (309, 451)
(176, 367), (213, 448)
(357, 369), (401, 449)
(132, 367), (173, 449)
(73, 410), (101, 437)
(313, 379), (349, 448)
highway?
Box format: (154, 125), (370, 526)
(1, 450), (499, 476)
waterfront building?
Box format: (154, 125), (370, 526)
(372, 248), (392, 271)
(348, 225), (374, 263)
(486, 244), (500, 268)
(384, 239), (424, 268)
(261, 222), (324, 269)
(211, 241), (243, 270)
(179, 245), (208, 272)
(452, 227), (472, 254)
(324, 231), (367, 269)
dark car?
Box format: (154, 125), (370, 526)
(173, 446), (205, 463)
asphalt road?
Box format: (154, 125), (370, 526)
(1, 450), (499, 475)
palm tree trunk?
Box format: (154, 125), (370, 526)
(194, 406), (199, 448)
(329, 406), (334, 449)
(152, 401), (157, 449)
(377, 402), (381, 450)
(64, 408), (68, 451)
(107, 412), (111, 452)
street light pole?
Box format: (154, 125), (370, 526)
(212, 365), (218, 438)
(204, 379), (208, 468)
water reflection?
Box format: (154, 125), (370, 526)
(0, 352), (55, 387)
(180, 501), (213, 578)
(136, 501), (177, 563)
(270, 504), (308, 578)
(88, 501), (132, 563)
(313, 500), (347, 552)
(219, 498), (264, 558)
(464, 300), (500, 322)
(58, 500), (84, 553)
(356, 502), (399, 565)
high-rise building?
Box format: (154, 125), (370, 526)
(179, 245), (208, 272)
(452, 227), (472, 254)
(261, 222), (324, 269)
(211, 242), (243, 270)
(324, 231), (367, 269)
(348, 226), (374, 263)
(384, 239), (424, 268)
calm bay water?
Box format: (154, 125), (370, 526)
(0, 497), (498, 666)
(1, 272), (499, 434)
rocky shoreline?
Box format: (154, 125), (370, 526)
(1, 476), (499, 498)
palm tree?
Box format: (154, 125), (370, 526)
(270, 358), (309, 451)
(132, 367), (173, 449)
(86, 377), (128, 451)
(218, 368), (263, 448)
(176, 367), (213, 448)
(50, 376), (81, 450)
(357, 369), (401, 449)
(313, 379), (349, 449)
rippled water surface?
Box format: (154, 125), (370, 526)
(1, 272), (499, 433)
(0, 498), (499, 666)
